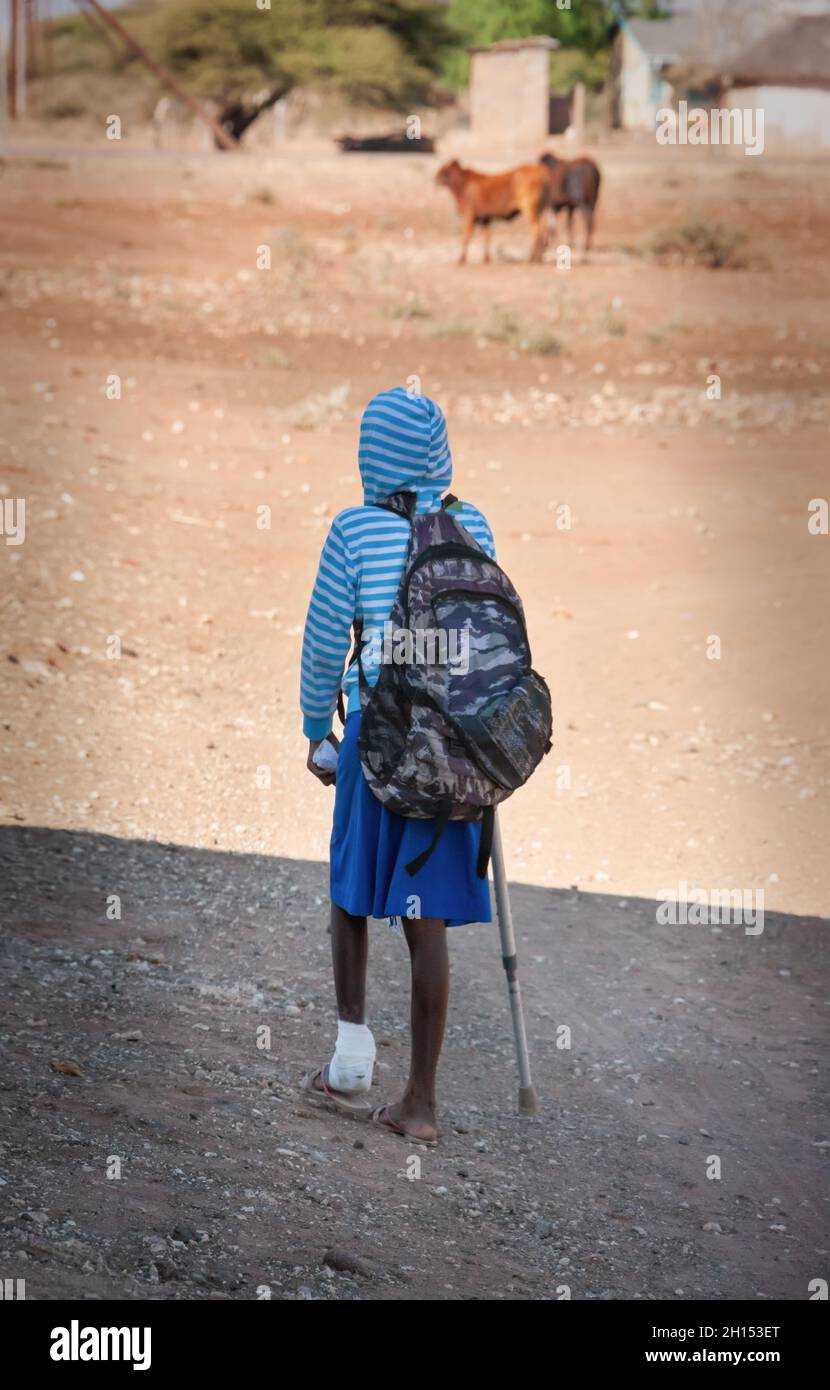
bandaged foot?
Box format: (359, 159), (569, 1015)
(327, 1020), (376, 1094)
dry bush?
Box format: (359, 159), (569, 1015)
(643, 217), (747, 269)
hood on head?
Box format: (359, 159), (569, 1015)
(358, 386), (452, 507)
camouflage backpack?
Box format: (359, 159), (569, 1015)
(348, 489), (552, 878)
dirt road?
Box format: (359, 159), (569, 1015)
(2, 824), (826, 1300)
(0, 139), (828, 1299)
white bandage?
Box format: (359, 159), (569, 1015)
(328, 1020), (376, 1094)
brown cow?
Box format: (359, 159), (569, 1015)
(538, 151), (601, 254)
(435, 159), (551, 265)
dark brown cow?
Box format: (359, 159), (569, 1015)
(539, 151), (601, 253)
(435, 159), (551, 264)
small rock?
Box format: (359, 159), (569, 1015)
(322, 1247), (372, 1278)
(49, 1058), (82, 1077)
(21, 1210), (49, 1228)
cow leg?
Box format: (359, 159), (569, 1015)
(584, 205), (595, 253)
(459, 210), (475, 265)
(523, 203), (546, 263)
(566, 206), (574, 250)
(533, 214), (548, 263)
(539, 200), (550, 260)
(483, 221), (492, 264)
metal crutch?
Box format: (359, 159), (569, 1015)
(490, 809), (538, 1115)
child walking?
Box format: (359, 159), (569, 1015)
(300, 386), (497, 1145)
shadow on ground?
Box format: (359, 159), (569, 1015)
(1, 825), (827, 1301)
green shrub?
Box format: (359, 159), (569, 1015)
(258, 349), (292, 368)
(644, 218), (746, 269)
(383, 298), (432, 320)
(517, 328), (563, 356)
(424, 318), (475, 339)
(479, 307), (522, 342)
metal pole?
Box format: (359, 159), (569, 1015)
(1, 4), (9, 130)
(9, 0), (16, 121)
(490, 809), (538, 1115)
(14, 0), (25, 117)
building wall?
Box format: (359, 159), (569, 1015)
(470, 48), (551, 146)
(619, 29), (673, 132)
(726, 85), (830, 155)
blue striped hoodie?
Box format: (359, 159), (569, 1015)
(300, 387), (496, 739)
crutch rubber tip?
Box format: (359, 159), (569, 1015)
(518, 1085), (538, 1116)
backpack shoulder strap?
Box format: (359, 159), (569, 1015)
(337, 617), (365, 725)
(374, 489), (416, 520)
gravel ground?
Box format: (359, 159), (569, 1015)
(1, 824), (826, 1301)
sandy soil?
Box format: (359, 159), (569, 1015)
(0, 136), (828, 1300)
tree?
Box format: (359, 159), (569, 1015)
(150, 0), (456, 143)
(443, 0), (617, 90)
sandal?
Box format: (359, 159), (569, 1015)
(371, 1104), (438, 1148)
(300, 1064), (374, 1116)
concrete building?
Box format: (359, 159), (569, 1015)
(612, 10), (700, 131)
(610, 0), (830, 133)
(469, 36), (559, 149)
(725, 13), (830, 155)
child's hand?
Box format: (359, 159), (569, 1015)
(307, 733), (340, 785)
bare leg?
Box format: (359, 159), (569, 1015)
(382, 917), (449, 1142)
(312, 904), (368, 1093)
(331, 903), (368, 1022)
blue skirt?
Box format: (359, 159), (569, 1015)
(330, 712), (492, 927)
